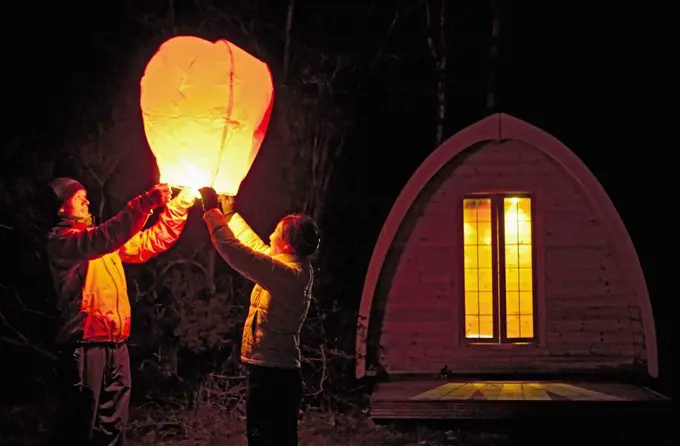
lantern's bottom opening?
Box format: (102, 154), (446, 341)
(168, 184), (202, 199)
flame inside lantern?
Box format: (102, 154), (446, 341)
(140, 36), (274, 195)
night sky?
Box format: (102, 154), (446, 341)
(1, 0), (667, 398)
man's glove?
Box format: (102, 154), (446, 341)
(218, 194), (236, 218)
(199, 187), (219, 212)
(139, 184), (171, 213)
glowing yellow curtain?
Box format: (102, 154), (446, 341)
(140, 36), (274, 195)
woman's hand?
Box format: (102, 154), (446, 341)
(199, 187), (219, 212)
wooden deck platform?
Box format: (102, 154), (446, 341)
(370, 379), (671, 420)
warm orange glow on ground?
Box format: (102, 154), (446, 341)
(463, 199), (494, 339)
(140, 36), (274, 195)
(503, 197), (534, 339)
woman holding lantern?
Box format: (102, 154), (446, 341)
(199, 187), (321, 446)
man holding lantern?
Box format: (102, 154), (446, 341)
(199, 187), (321, 446)
(46, 177), (196, 445)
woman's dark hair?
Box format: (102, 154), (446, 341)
(280, 213), (321, 260)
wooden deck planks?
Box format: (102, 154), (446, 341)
(370, 380), (671, 419)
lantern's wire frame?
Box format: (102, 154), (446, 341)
(211, 41), (237, 191)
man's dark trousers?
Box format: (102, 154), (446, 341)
(53, 342), (131, 445)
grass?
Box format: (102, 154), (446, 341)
(0, 400), (672, 446)
(0, 400), (511, 446)
(126, 405), (510, 446)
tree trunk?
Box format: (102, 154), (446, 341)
(283, 0), (296, 81)
(425, 0), (447, 146)
(486, 0), (500, 113)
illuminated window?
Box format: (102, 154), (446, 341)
(462, 195), (535, 342)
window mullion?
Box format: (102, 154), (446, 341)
(493, 195), (507, 344)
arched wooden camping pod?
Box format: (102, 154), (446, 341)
(356, 113), (658, 382)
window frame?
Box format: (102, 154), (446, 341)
(458, 192), (539, 345)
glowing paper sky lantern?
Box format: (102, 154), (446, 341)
(140, 36), (274, 195)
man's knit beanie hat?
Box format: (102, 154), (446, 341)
(50, 177), (86, 204)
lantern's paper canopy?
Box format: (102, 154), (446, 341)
(140, 36), (274, 195)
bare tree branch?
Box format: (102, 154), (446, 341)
(305, 344), (327, 397)
(11, 289), (53, 318)
(0, 305), (56, 361)
(368, 3), (400, 73)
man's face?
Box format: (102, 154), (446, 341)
(61, 189), (89, 219)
